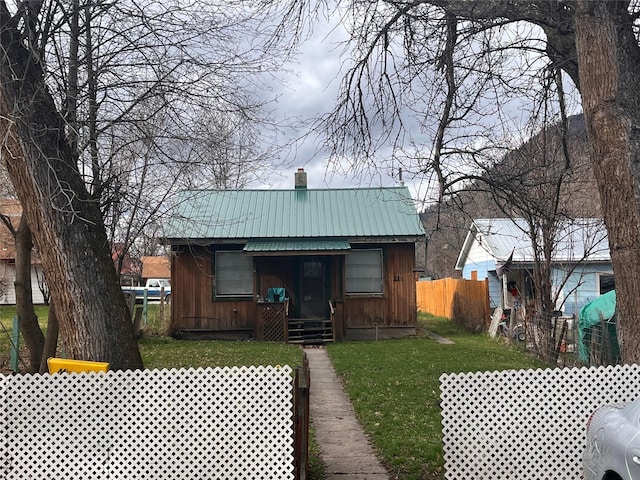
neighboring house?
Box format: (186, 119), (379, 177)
(141, 256), (171, 282)
(455, 218), (612, 317)
(164, 169), (426, 343)
(0, 199), (47, 305)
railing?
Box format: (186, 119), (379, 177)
(256, 300), (288, 341)
(328, 300), (335, 342)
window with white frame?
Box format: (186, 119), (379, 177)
(598, 273), (615, 295)
(346, 249), (383, 294)
(215, 251), (253, 296)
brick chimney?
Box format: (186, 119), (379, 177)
(294, 168), (307, 189)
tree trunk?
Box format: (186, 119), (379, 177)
(574, 1), (640, 363)
(0, 4), (143, 370)
(14, 214), (44, 373)
(39, 301), (59, 374)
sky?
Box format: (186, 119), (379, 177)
(255, 13), (508, 209)
(255, 8), (582, 213)
(258, 11), (412, 195)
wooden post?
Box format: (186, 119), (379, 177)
(283, 299), (289, 343)
(255, 303), (264, 341)
(484, 278), (491, 327)
(293, 353), (310, 480)
(143, 289), (148, 325)
(159, 286), (165, 327)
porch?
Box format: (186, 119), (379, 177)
(255, 299), (336, 344)
(170, 243), (418, 342)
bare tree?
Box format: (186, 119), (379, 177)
(0, 56), (141, 370)
(48, 1), (283, 274)
(0, 156), (53, 372)
(0, 0), (290, 367)
(1, 213), (43, 372)
(268, 0), (640, 363)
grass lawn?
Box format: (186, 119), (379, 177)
(139, 336), (304, 369)
(0, 304), (306, 370)
(0, 306), (547, 480)
(326, 312), (547, 480)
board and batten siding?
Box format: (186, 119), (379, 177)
(344, 243), (417, 329)
(170, 245), (256, 334)
(171, 242), (418, 337)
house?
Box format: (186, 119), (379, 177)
(455, 218), (612, 317)
(163, 169), (426, 342)
(140, 256), (171, 282)
(0, 199), (47, 304)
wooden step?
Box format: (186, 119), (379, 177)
(287, 317), (333, 344)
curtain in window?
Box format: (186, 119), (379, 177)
(346, 249), (383, 294)
(216, 252), (253, 296)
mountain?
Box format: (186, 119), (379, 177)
(420, 114), (600, 279)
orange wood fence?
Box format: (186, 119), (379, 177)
(416, 278), (490, 330)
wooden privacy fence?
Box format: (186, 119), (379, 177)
(417, 278), (490, 330)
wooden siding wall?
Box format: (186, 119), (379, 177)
(417, 278), (490, 330)
(171, 242), (419, 336)
(344, 243), (417, 328)
(256, 256), (297, 310)
(552, 263), (613, 316)
(171, 246), (255, 333)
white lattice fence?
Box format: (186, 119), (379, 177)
(440, 364), (640, 480)
(1, 366), (294, 479)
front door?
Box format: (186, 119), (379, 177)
(300, 258), (328, 318)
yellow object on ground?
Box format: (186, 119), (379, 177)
(47, 357), (109, 374)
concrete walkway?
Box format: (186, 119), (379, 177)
(304, 347), (390, 480)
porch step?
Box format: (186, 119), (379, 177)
(287, 318), (333, 345)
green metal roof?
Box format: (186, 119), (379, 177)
(165, 186), (425, 241)
(244, 239), (351, 253)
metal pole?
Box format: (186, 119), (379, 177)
(11, 315), (19, 372)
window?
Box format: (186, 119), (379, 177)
(598, 273), (615, 295)
(346, 249), (383, 294)
(215, 251), (253, 296)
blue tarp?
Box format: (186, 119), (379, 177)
(578, 290), (619, 363)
